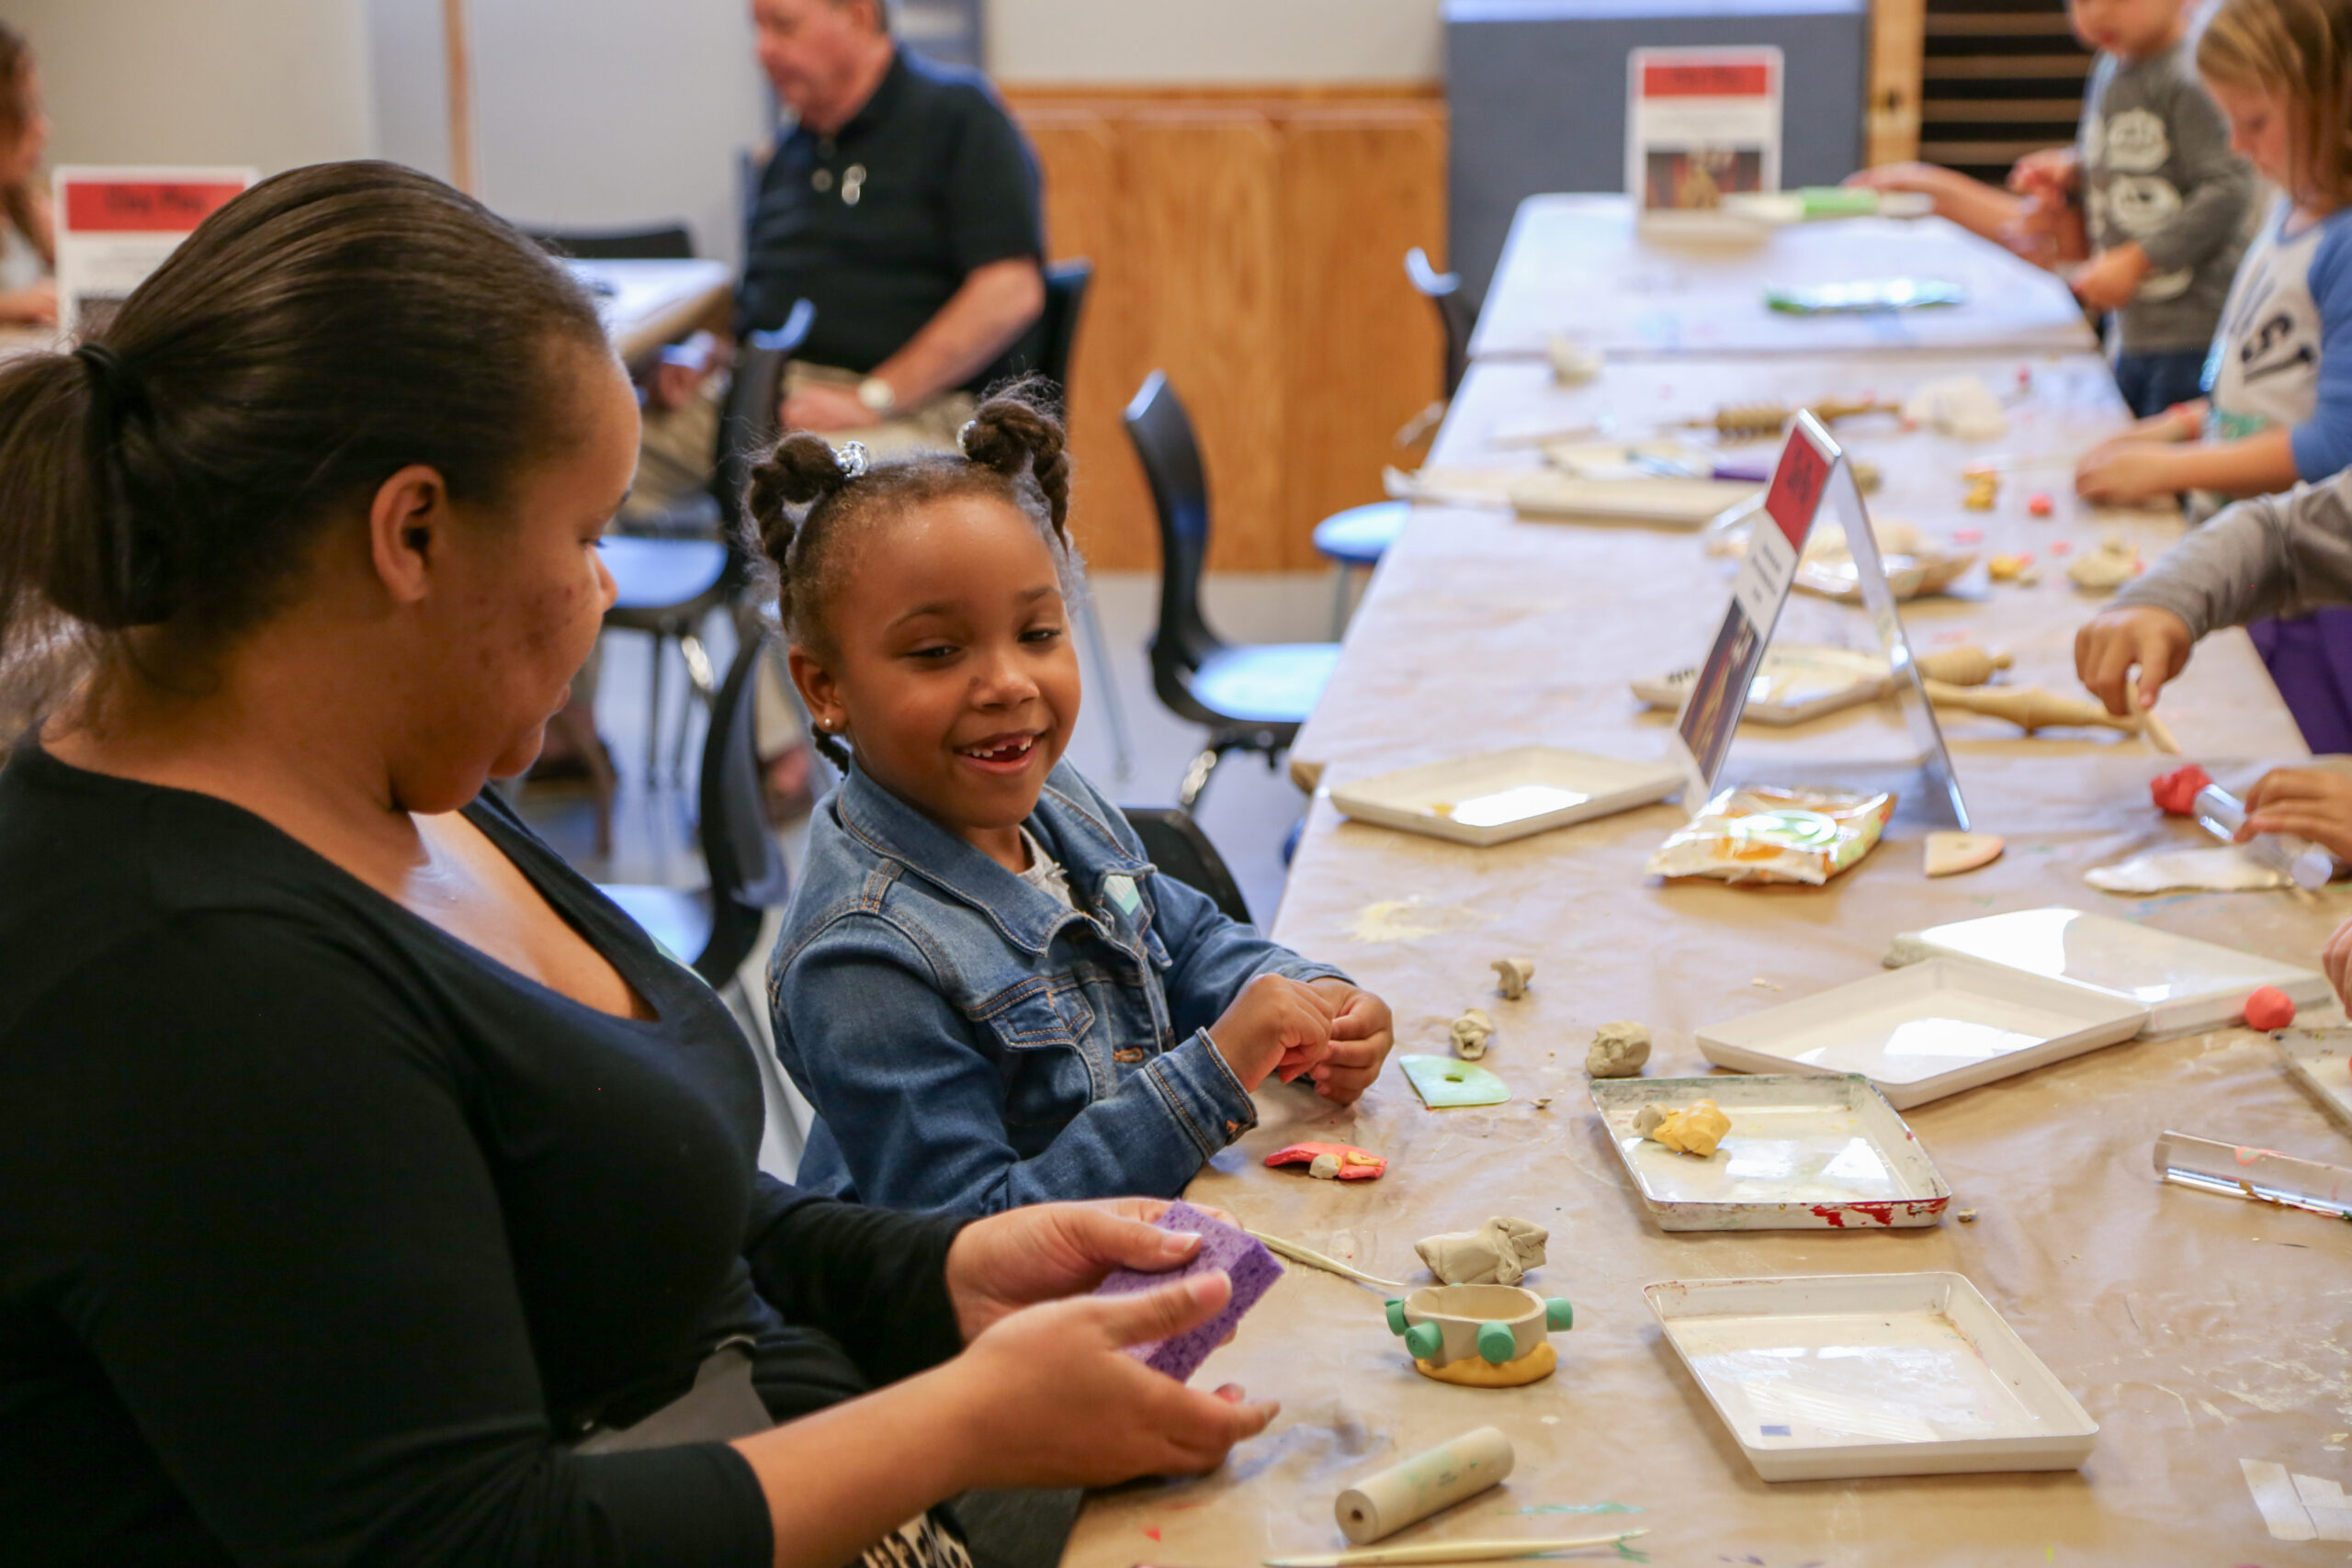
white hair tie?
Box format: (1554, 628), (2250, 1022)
(833, 440), (869, 479)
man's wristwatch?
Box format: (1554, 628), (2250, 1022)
(855, 376), (898, 417)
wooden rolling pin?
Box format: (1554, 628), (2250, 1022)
(1922, 679), (2180, 752)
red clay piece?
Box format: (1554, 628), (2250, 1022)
(2150, 763), (2213, 816)
(2245, 987), (2297, 1032)
(1265, 1142), (1387, 1179)
(2027, 491), (2054, 516)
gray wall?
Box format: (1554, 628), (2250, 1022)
(989, 0), (1442, 80)
(1447, 0), (1867, 299)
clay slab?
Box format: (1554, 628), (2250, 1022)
(2275, 1027), (2352, 1136)
(1695, 959), (2148, 1109)
(1645, 1272), (2099, 1481)
(1590, 1074), (1950, 1230)
(1330, 746), (1684, 848)
(1886, 906), (2329, 1038)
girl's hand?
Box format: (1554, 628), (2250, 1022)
(2068, 243), (2151, 311)
(2326, 918), (2352, 1011)
(2075, 439), (2180, 502)
(2075, 604), (2192, 715)
(1304, 979), (1395, 1106)
(944, 1200), (1211, 1341)
(1207, 973), (1336, 1091)
(2242, 768), (2352, 863)
(2007, 146), (2078, 198)
(0, 278), (56, 325)
(942, 1273), (1278, 1488)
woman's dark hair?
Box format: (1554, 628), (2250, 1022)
(742, 380), (1077, 771)
(0, 26), (47, 270)
(0, 159), (609, 732)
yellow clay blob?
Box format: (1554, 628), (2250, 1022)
(1652, 1099), (1732, 1156)
(1413, 1340), (1557, 1388)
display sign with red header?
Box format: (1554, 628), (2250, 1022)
(53, 165), (256, 337)
(1626, 47), (1782, 222)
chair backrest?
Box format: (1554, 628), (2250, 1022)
(710, 298), (817, 535)
(526, 224), (697, 261)
(1122, 806), (1252, 927)
(1122, 372), (1226, 702)
(1037, 259), (1092, 393)
(694, 629), (792, 985)
(1405, 246), (1474, 398)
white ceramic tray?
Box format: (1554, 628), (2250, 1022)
(2276, 1027), (2352, 1134)
(1887, 906), (2331, 1038)
(1329, 746), (1684, 847)
(1645, 1272), (2099, 1481)
(1591, 1074), (1951, 1230)
(1630, 644), (1889, 727)
(1696, 959), (2148, 1109)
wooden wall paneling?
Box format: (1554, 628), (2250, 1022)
(1280, 106), (1448, 570)
(1867, 0), (1926, 165)
(1017, 107), (1153, 570)
(1122, 109), (1286, 572)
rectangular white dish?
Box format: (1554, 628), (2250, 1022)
(1329, 745), (1684, 847)
(1696, 958), (2149, 1109)
(2276, 1027), (2352, 1135)
(1645, 1271), (2099, 1481)
(1629, 644), (1889, 727)
(1887, 906), (2329, 1038)
(1590, 1074), (1950, 1230)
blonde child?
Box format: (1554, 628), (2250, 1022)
(751, 389), (1395, 1215)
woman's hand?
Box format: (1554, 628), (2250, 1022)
(944, 1199), (1220, 1341)
(941, 1272), (1279, 1488)
(1304, 979), (1395, 1106)
(2075, 438), (2181, 502)
(2075, 604), (2193, 715)
(2242, 768), (2352, 863)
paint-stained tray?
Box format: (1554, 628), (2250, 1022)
(2276, 1027), (2352, 1135)
(1695, 959), (2149, 1109)
(1887, 906), (2330, 1039)
(1645, 1272), (2099, 1482)
(1591, 1074), (1950, 1231)
(1330, 746), (1684, 847)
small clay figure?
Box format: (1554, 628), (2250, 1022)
(2067, 535), (2140, 592)
(1415, 1216), (1549, 1286)
(1585, 1021), (1652, 1077)
(1265, 1142), (1387, 1179)
(1633, 1103), (1667, 1137)
(1450, 1008), (1493, 1060)
(1986, 552), (2030, 581)
(1491, 958), (1534, 1000)
(1642, 1099), (1731, 1157)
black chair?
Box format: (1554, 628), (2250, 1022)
(526, 223), (696, 261)
(1406, 245), (1474, 400)
(605, 299), (815, 784)
(1123, 805), (1252, 927)
(1123, 370), (1339, 809)
(597, 628), (792, 987)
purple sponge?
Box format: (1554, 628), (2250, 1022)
(1093, 1200), (1283, 1382)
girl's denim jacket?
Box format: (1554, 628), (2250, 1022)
(767, 759), (1349, 1215)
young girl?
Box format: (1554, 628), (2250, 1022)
(752, 389), (1395, 1215)
(0, 25), (53, 327)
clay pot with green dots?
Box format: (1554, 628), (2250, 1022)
(1385, 1283), (1574, 1387)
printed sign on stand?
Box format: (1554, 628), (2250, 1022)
(1670, 409), (1970, 829)
(53, 166), (254, 338)
(1626, 47), (1782, 232)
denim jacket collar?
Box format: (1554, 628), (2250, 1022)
(832, 760), (1152, 956)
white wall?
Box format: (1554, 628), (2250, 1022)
(15, 0), (375, 175)
(987, 0), (1445, 82)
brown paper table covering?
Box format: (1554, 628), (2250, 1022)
(1289, 352), (2304, 793)
(1467, 196), (2097, 362)
(1060, 749), (2352, 1568)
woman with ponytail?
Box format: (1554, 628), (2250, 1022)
(0, 163), (1271, 1568)
(751, 389), (1395, 1218)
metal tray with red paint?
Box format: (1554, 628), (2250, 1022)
(1590, 1074), (1951, 1231)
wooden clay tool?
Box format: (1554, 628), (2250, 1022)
(1333, 1427), (1515, 1546)
(1688, 396), (1900, 440)
(1921, 680), (2181, 752)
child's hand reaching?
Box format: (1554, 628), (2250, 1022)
(1303, 979), (1395, 1106)
(1206, 974), (1337, 1092)
(2068, 243), (2152, 312)
(2075, 604), (2193, 714)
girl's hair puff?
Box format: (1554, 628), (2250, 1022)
(741, 377), (1080, 772)
(2200, 0), (2352, 208)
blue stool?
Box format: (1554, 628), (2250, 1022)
(1313, 500), (1408, 637)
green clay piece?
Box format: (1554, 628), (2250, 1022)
(1799, 185), (1878, 219)
(1476, 1321), (1517, 1364)
(1400, 1054), (1511, 1109)
(1405, 1321), (1444, 1361)
(1385, 1298), (1409, 1336)
(1545, 1297), (1576, 1332)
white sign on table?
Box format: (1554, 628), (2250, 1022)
(1625, 47), (1782, 234)
(1670, 409), (1969, 828)
(53, 166), (254, 338)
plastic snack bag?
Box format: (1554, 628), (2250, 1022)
(1647, 785), (1896, 886)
